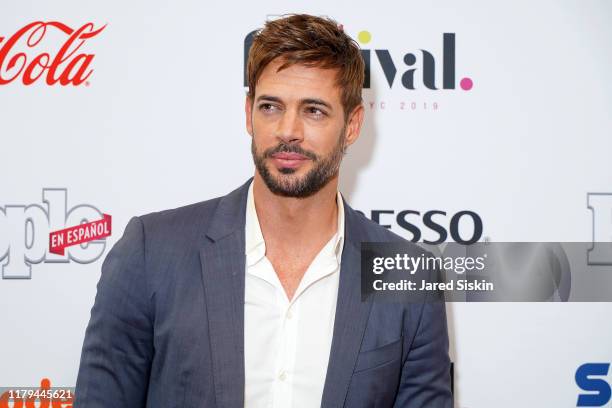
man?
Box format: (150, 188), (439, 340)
(74, 14), (452, 408)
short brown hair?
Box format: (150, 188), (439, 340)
(246, 14), (364, 119)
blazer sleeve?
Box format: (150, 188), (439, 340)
(393, 299), (453, 408)
(74, 216), (154, 407)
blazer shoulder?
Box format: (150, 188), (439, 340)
(348, 206), (431, 258)
(349, 206), (406, 243)
(137, 195), (223, 243)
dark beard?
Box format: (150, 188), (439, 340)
(251, 129), (347, 198)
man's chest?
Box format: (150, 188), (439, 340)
(266, 252), (316, 299)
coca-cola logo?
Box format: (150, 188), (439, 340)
(0, 21), (106, 86)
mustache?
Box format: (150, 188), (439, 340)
(263, 143), (318, 161)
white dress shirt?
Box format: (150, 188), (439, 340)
(244, 180), (345, 408)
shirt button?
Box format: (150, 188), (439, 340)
(286, 310), (293, 319)
(279, 371), (287, 381)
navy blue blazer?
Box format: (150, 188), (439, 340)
(74, 178), (452, 407)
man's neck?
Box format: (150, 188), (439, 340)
(252, 173), (339, 252)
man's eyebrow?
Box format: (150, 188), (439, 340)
(255, 95), (333, 111)
(301, 98), (333, 111)
(256, 95), (283, 103)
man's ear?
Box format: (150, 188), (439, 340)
(245, 95), (254, 137)
(344, 104), (364, 148)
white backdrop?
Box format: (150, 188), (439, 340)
(1, 1), (611, 406)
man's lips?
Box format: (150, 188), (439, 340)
(270, 152), (310, 169)
(271, 152), (308, 160)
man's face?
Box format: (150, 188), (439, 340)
(246, 58), (362, 198)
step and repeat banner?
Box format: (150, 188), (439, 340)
(1, 1), (611, 407)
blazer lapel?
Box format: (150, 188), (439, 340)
(199, 178), (252, 408)
(321, 202), (374, 408)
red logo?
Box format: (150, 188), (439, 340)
(49, 214), (112, 256)
(0, 21), (106, 86)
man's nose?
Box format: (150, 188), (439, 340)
(275, 108), (304, 144)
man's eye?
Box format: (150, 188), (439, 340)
(306, 107), (326, 117)
(259, 103), (277, 112)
